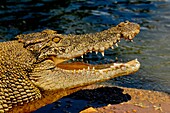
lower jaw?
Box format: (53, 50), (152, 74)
(56, 59), (140, 71)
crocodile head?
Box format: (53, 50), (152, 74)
(16, 21), (140, 91)
(13, 21), (140, 112)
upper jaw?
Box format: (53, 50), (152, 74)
(55, 21), (140, 59)
(47, 21), (140, 72)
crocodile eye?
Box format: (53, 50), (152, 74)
(52, 36), (61, 43)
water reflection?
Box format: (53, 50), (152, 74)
(0, 0), (156, 38)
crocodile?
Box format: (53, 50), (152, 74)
(0, 21), (140, 113)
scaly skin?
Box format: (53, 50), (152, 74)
(0, 21), (140, 113)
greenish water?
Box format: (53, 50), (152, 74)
(0, 0), (170, 112)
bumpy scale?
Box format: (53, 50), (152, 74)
(0, 21), (140, 113)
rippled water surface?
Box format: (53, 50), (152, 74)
(0, 0), (170, 112)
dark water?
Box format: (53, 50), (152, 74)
(0, 0), (170, 112)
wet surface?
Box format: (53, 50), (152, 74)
(0, 0), (170, 112)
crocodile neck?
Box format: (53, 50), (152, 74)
(9, 87), (84, 113)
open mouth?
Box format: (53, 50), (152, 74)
(48, 21), (141, 75)
(51, 40), (140, 75)
(17, 21), (140, 74)
(46, 22), (141, 75)
(28, 21), (140, 90)
(31, 39), (140, 91)
(17, 21), (140, 83)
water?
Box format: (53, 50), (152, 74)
(0, 0), (170, 112)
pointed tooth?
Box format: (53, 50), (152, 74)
(115, 43), (118, 47)
(135, 58), (138, 62)
(111, 46), (114, 49)
(92, 67), (95, 70)
(130, 40), (133, 42)
(88, 66), (90, 70)
(115, 57), (118, 60)
(74, 70), (76, 73)
(96, 51), (98, 54)
(90, 51), (92, 53)
(81, 55), (83, 58)
(72, 58), (75, 61)
(101, 52), (104, 57)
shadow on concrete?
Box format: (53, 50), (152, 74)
(34, 86), (131, 113)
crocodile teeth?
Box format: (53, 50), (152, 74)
(88, 66), (90, 70)
(111, 46), (114, 49)
(96, 51), (98, 54)
(73, 70), (76, 73)
(115, 43), (118, 47)
(81, 55), (83, 58)
(72, 58), (75, 61)
(101, 52), (104, 57)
